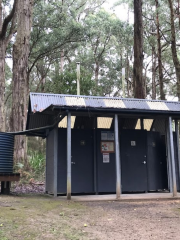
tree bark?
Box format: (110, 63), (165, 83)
(60, 50), (64, 73)
(126, 53), (130, 97)
(133, 0), (145, 99)
(168, 0), (180, 100)
(0, 0), (18, 132)
(95, 61), (99, 86)
(155, 0), (165, 100)
(0, 40), (5, 131)
(12, 0), (34, 166)
(152, 46), (156, 100)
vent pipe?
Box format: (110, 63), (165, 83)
(76, 62), (80, 95)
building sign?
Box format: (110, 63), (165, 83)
(131, 141), (136, 146)
(101, 141), (115, 153)
(103, 153), (110, 163)
(101, 131), (114, 141)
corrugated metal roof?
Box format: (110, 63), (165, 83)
(30, 92), (180, 113)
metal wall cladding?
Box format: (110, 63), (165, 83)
(0, 132), (14, 173)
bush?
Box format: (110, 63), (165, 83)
(28, 151), (46, 180)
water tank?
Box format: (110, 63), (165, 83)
(0, 132), (14, 173)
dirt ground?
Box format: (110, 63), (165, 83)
(0, 194), (180, 240)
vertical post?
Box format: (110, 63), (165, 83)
(140, 118), (144, 130)
(53, 125), (58, 197)
(67, 112), (71, 200)
(175, 120), (180, 189)
(45, 137), (48, 193)
(93, 116), (98, 194)
(166, 120), (172, 193)
(114, 114), (121, 199)
(168, 117), (177, 196)
(76, 62), (80, 95)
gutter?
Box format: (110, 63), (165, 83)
(52, 106), (180, 117)
(8, 112), (67, 137)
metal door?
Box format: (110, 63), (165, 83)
(71, 129), (94, 193)
(97, 129), (116, 193)
(120, 130), (148, 192)
(57, 128), (94, 194)
(147, 132), (168, 191)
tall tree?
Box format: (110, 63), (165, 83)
(0, 0), (17, 132)
(168, 0), (180, 100)
(12, 0), (34, 165)
(155, 0), (165, 100)
(133, 0), (145, 99)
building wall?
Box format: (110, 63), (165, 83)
(173, 132), (180, 191)
(46, 129), (54, 193)
(57, 128), (67, 193)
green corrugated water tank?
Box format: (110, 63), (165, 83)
(0, 132), (14, 173)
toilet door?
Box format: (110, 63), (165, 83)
(120, 130), (148, 192)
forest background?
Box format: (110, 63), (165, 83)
(0, 0), (179, 179)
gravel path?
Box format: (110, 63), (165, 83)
(81, 200), (180, 240)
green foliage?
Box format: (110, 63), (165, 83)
(45, 67), (94, 95)
(28, 151), (45, 177)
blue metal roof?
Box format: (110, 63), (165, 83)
(29, 92), (180, 113)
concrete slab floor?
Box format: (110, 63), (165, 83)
(58, 192), (180, 202)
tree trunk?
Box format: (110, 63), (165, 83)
(0, 0), (17, 132)
(60, 50), (64, 73)
(155, 0), (165, 100)
(168, 0), (180, 100)
(133, 0), (145, 99)
(95, 61), (99, 86)
(177, 0), (180, 30)
(126, 53), (130, 97)
(0, 40), (5, 131)
(152, 46), (156, 100)
(12, 0), (34, 167)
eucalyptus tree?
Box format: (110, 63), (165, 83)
(11, 0), (34, 165)
(168, 0), (180, 100)
(28, 0), (107, 93)
(133, 0), (145, 98)
(82, 9), (121, 94)
(0, 0), (17, 132)
(112, 18), (133, 97)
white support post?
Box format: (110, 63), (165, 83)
(168, 117), (177, 197)
(114, 114), (121, 199)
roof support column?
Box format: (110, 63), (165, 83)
(166, 120), (172, 192)
(167, 117), (177, 196)
(114, 114), (121, 199)
(67, 112), (71, 200)
(53, 125), (58, 197)
(93, 116), (98, 194)
(175, 120), (180, 190)
(140, 118), (144, 130)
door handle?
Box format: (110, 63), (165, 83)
(71, 162), (75, 165)
(142, 161), (146, 164)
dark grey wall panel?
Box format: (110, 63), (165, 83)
(97, 129), (116, 193)
(46, 129), (54, 193)
(173, 132), (180, 191)
(120, 130), (148, 192)
(57, 129), (94, 193)
(57, 128), (67, 193)
(147, 132), (168, 191)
